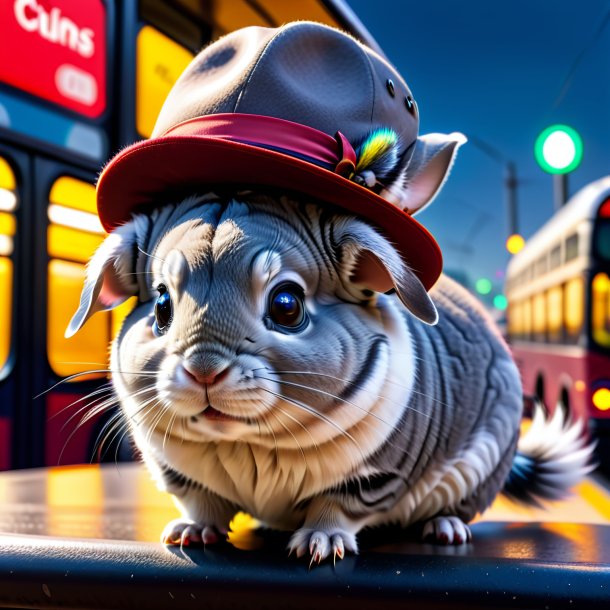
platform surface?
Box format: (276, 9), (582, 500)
(0, 463), (608, 609)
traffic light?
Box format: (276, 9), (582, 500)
(534, 124), (583, 175)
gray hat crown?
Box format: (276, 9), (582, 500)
(154, 21), (465, 217)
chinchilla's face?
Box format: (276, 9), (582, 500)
(68, 195), (437, 453)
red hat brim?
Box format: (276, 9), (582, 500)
(97, 134), (442, 291)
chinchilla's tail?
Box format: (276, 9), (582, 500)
(502, 400), (596, 507)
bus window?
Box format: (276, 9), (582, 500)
(47, 176), (137, 379)
(0, 156), (17, 372)
(564, 276), (584, 342)
(565, 233), (579, 261)
(112, 297), (138, 339)
(508, 300), (523, 338)
(535, 255), (547, 277)
(523, 297), (532, 340)
(136, 25), (194, 138)
(594, 220), (610, 260)
(550, 245), (561, 270)
(547, 285), (563, 343)
(532, 292), (546, 341)
(592, 273), (610, 348)
(47, 177), (108, 379)
(47, 259), (109, 380)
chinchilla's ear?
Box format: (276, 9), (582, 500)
(334, 218), (438, 325)
(380, 132), (466, 215)
(65, 221), (140, 338)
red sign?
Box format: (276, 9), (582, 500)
(0, 0), (106, 119)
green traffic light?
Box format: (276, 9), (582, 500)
(534, 124), (583, 175)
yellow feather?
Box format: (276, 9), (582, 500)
(355, 129), (398, 172)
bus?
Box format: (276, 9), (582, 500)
(505, 176), (610, 455)
(0, 0), (379, 471)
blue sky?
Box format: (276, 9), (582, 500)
(349, 0), (610, 295)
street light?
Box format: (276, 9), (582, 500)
(506, 234), (525, 254)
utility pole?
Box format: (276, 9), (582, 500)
(505, 162), (518, 236)
(469, 136), (519, 237)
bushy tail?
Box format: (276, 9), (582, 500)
(502, 401), (596, 507)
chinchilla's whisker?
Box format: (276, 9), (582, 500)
(267, 368), (452, 412)
(259, 374), (435, 427)
(62, 384), (156, 434)
(138, 245), (166, 264)
(89, 390), (159, 462)
(260, 376), (420, 459)
(51, 383), (114, 420)
(123, 270), (155, 276)
(164, 412), (178, 451)
(180, 417), (186, 445)
(91, 411), (122, 462)
(98, 393), (160, 461)
(153, 404), (174, 448)
(36, 369), (159, 399)
(258, 414), (279, 465)
(114, 420), (133, 467)
(140, 400), (163, 447)
(271, 402), (321, 458)
(261, 370), (438, 421)
(265, 408), (309, 469)
(94, 412), (126, 463)
(62, 390), (125, 431)
(144, 400), (172, 448)
(59, 395), (123, 463)
(259, 387), (367, 465)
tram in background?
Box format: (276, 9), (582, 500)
(505, 176), (610, 461)
(0, 0), (378, 471)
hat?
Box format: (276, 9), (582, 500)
(97, 22), (465, 291)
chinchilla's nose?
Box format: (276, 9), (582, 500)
(183, 351), (231, 386)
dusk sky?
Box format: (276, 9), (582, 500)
(349, 0), (610, 298)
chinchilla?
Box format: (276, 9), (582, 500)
(67, 191), (593, 563)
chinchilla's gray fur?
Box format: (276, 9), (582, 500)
(68, 193), (594, 561)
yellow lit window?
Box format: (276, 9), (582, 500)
(48, 224), (104, 264)
(592, 273), (610, 347)
(47, 177), (107, 379)
(547, 285), (563, 342)
(47, 176), (137, 379)
(564, 276), (584, 340)
(0, 257), (12, 370)
(532, 292), (546, 339)
(136, 26), (194, 138)
(508, 300), (522, 337)
(522, 298), (532, 338)
(111, 297), (137, 339)
(47, 260), (109, 380)
(0, 157), (17, 372)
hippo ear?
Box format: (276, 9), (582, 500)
(65, 222), (139, 338)
(334, 217), (438, 325)
(380, 132), (466, 215)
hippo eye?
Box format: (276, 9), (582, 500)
(152, 284), (173, 337)
(268, 283), (307, 331)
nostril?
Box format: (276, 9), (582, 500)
(183, 361), (230, 386)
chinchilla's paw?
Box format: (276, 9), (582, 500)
(161, 518), (228, 547)
(288, 527), (358, 566)
(421, 516), (472, 545)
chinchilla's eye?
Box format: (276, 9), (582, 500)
(268, 283), (307, 331)
(152, 283), (173, 337)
